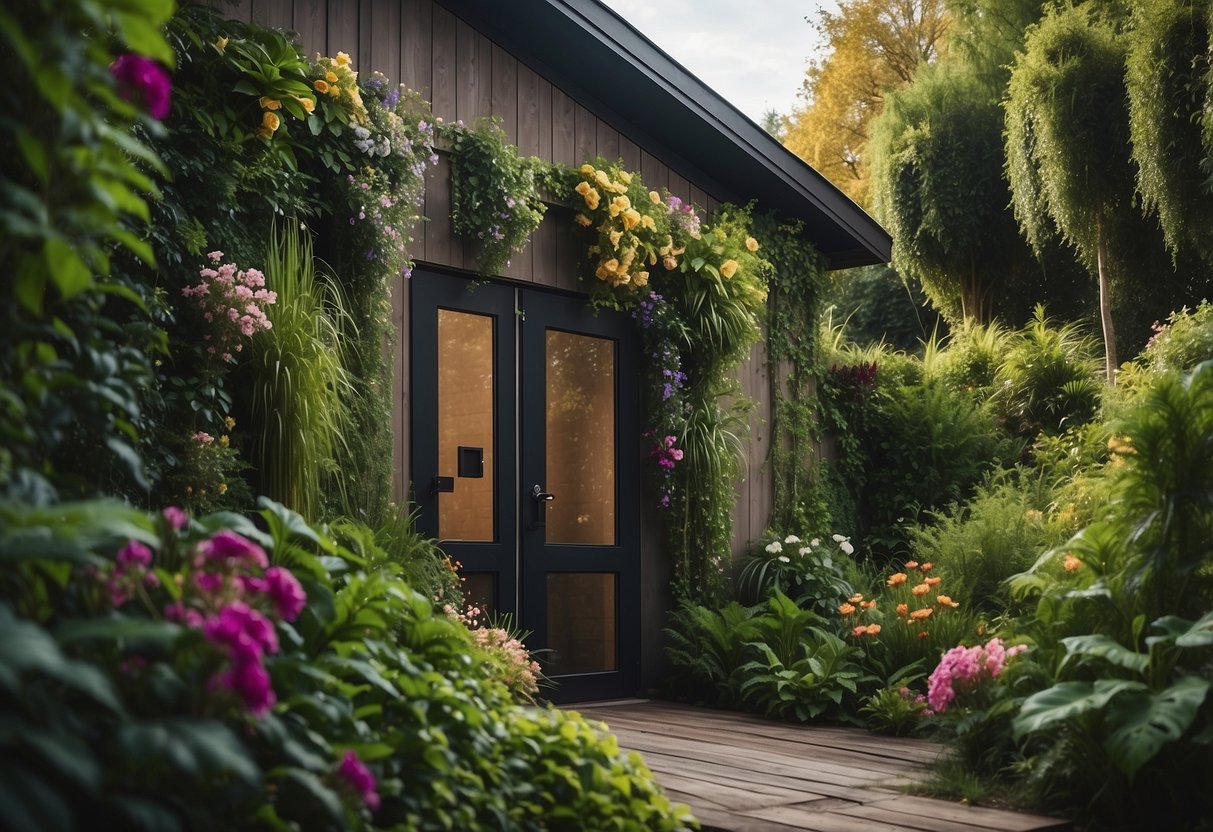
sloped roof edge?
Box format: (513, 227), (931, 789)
(441, 0), (892, 268)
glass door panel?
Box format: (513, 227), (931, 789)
(437, 309), (495, 542)
(543, 330), (616, 546)
(546, 572), (617, 674)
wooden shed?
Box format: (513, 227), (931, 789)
(220, 0), (890, 701)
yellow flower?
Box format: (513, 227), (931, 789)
(745, 236), (759, 252)
(579, 163), (595, 175)
(217, 482), (228, 495)
(887, 572), (908, 587)
(575, 213), (593, 227)
(663, 255), (678, 271)
(839, 603), (856, 616)
(593, 169), (611, 189)
(297, 96), (315, 114)
(219, 435), (230, 447)
(621, 208), (641, 230)
(618, 170), (632, 184)
(582, 188), (600, 210)
(594, 263), (610, 280)
(608, 195), (631, 218)
(260, 96), (281, 110)
(262, 111), (281, 132)
(213, 36), (229, 53)
(1063, 554), (1083, 572)
(911, 582), (930, 596)
(633, 271), (649, 287)
(603, 258), (620, 274)
(257, 126), (273, 140)
(649, 190), (662, 205)
(720, 259), (738, 279)
(314, 79), (331, 94)
(609, 229), (623, 249)
(224, 416), (236, 430)
(326, 70), (339, 83)
(640, 214), (656, 230)
(335, 51), (352, 67)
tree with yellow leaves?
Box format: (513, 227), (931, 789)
(783, 0), (950, 209)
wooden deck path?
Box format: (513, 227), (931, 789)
(573, 700), (1068, 832)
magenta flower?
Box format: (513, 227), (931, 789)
(203, 601), (279, 659)
(196, 530), (269, 570)
(162, 506), (188, 531)
(264, 567), (307, 621)
(218, 653), (276, 716)
(110, 54), (172, 119)
(338, 750), (380, 810)
(116, 540), (153, 569)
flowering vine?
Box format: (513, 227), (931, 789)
(180, 251), (276, 362)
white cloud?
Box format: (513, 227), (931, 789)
(599, 0), (837, 123)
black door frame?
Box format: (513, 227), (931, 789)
(410, 269), (641, 702)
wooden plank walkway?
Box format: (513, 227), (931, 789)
(572, 700), (1068, 832)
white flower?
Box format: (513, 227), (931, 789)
(810, 538), (820, 547)
(832, 534), (847, 543)
(840, 541), (855, 555)
(784, 534), (801, 544)
(799, 547), (812, 556)
(777, 555), (790, 563)
(765, 541), (782, 554)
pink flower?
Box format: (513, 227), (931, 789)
(203, 601), (279, 659)
(110, 54), (172, 119)
(216, 653), (276, 716)
(338, 750), (380, 810)
(162, 506), (188, 531)
(196, 530), (269, 570)
(116, 540), (153, 569)
(264, 567), (307, 621)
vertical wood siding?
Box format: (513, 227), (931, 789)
(216, 0), (771, 558)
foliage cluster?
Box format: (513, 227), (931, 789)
(0, 499), (697, 831)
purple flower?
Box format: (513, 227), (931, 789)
(264, 567), (307, 621)
(196, 530), (269, 570)
(217, 653), (276, 716)
(338, 750), (380, 810)
(162, 505), (188, 531)
(116, 540), (153, 569)
(204, 601), (279, 660)
(110, 54), (172, 119)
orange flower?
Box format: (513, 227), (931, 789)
(839, 603), (856, 616)
(314, 79), (330, 94)
(920, 562), (934, 572)
(259, 96), (281, 110)
(852, 624), (881, 637)
(574, 214), (592, 227)
(910, 607), (934, 621)
(918, 631), (930, 639)
(865, 624), (882, 635)
(851, 624), (868, 637)
(936, 595), (959, 608)
(1063, 554), (1083, 572)
(911, 583), (930, 596)
(887, 572), (908, 587)
(848, 593), (863, 604)
(896, 603), (908, 616)
(925, 576), (941, 587)
(904, 560), (919, 569)
(861, 599), (877, 610)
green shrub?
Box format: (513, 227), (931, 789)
(664, 600), (761, 707)
(1140, 300), (1213, 375)
(924, 318), (1013, 398)
(0, 500), (697, 831)
(736, 533), (854, 614)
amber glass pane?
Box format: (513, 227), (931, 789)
(438, 310), (494, 541)
(546, 573), (617, 674)
(544, 331), (615, 544)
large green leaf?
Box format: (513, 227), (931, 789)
(1104, 675), (1211, 778)
(1061, 634), (1149, 674)
(1148, 611), (1213, 650)
(117, 719), (261, 785)
(1014, 678), (1146, 739)
(0, 761), (74, 832)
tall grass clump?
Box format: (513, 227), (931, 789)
(249, 222), (355, 519)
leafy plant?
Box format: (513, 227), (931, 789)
(664, 600), (762, 706)
(736, 533), (854, 615)
(446, 117), (546, 278)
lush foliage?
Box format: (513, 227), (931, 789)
(446, 117), (546, 278)
(0, 499), (697, 831)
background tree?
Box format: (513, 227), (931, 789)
(1126, 0), (1213, 259)
(1005, 4), (1133, 381)
(783, 0), (951, 208)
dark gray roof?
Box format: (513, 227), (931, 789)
(442, 0), (891, 268)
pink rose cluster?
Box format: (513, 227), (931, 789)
(927, 637), (1028, 713)
(107, 516), (306, 718)
(181, 251), (276, 362)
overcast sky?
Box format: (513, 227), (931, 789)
(598, 0), (839, 125)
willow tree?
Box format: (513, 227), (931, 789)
(1006, 5), (1132, 381)
(1126, 0), (1213, 259)
(870, 59), (1038, 322)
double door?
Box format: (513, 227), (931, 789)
(411, 271), (639, 701)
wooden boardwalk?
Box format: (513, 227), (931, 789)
(573, 700), (1068, 832)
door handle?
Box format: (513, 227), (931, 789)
(531, 484), (555, 528)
